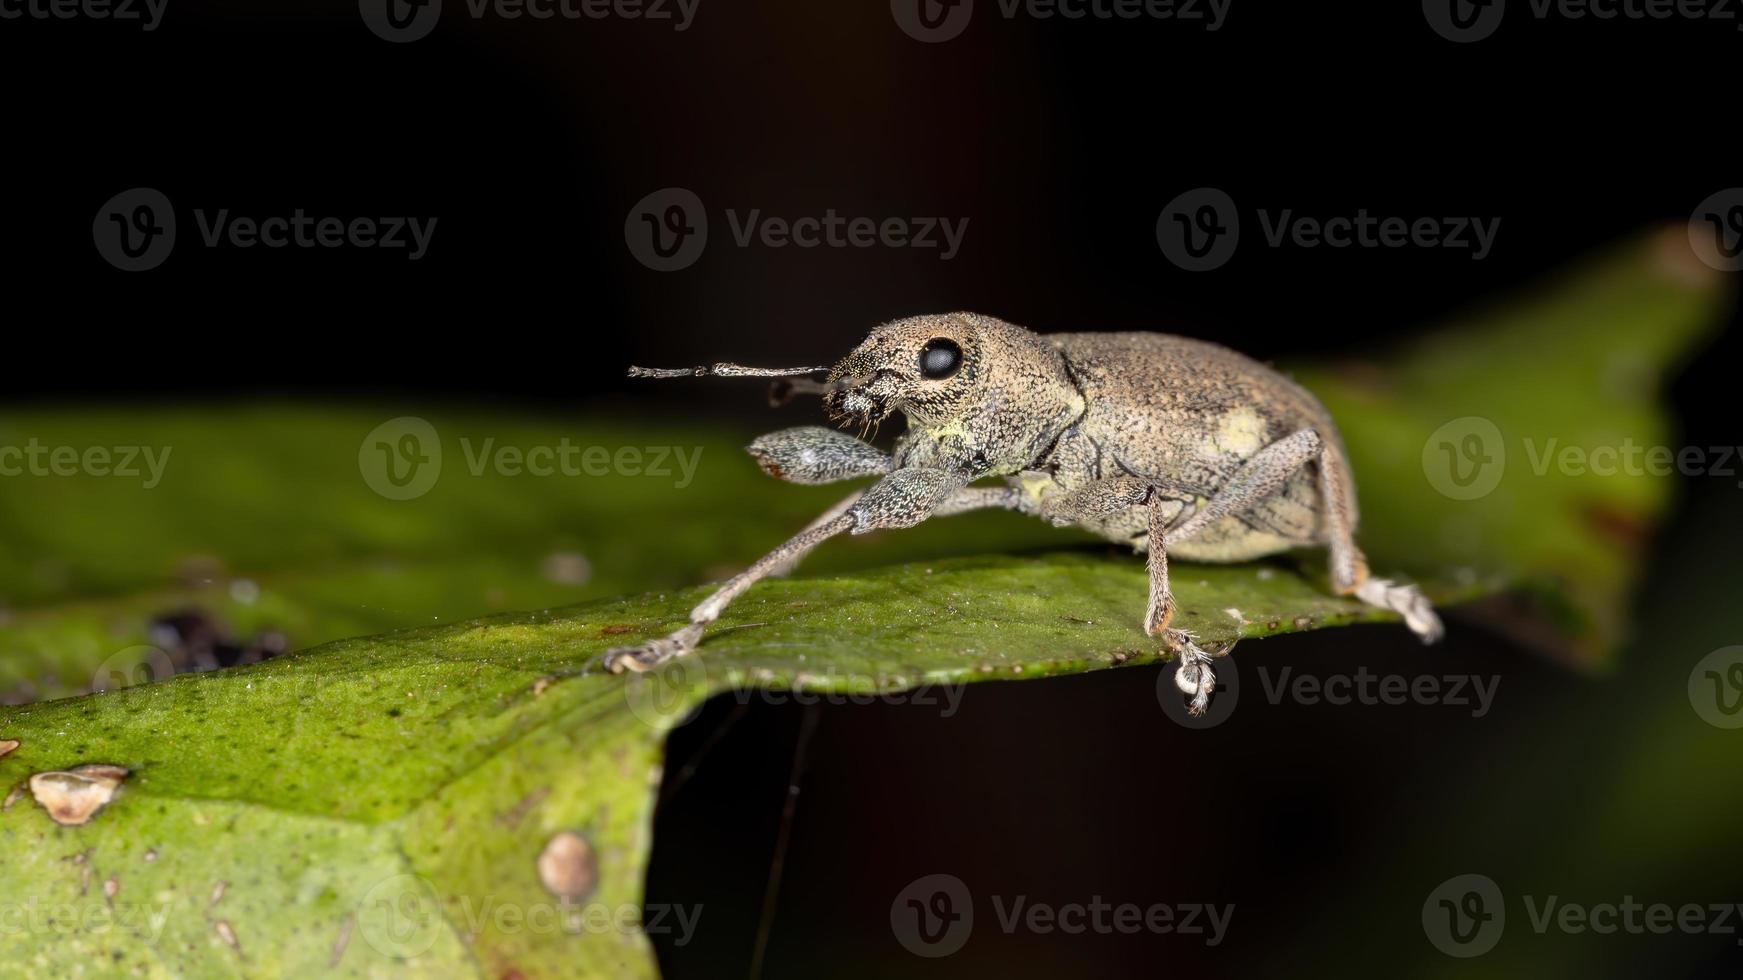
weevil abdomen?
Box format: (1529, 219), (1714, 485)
(1025, 332), (1348, 560)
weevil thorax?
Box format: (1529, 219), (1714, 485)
(824, 313), (1084, 477)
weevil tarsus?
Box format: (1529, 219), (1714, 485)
(604, 314), (1444, 709)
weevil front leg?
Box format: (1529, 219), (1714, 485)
(744, 426), (890, 578)
(747, 426), (892, 485)
(602, 468), (970, 674)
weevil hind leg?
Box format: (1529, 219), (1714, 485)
(1313, 442), (1444, 642)
(1354, 578), (1444, 643)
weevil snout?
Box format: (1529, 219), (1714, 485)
(821, 371), (893, 427)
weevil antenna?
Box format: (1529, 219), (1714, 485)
(627, 363), (830, 379)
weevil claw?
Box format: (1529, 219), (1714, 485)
(1355, 578), (1444, 644)
(1164, 629), (1220, 716)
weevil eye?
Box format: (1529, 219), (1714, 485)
(919, 338), (963, 380)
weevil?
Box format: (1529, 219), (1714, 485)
(605, 312), (1443, 715)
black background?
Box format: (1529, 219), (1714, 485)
(4, 1), (1741, 977)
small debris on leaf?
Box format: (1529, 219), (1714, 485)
(537, 830), (598, 902)
(28, 764), (130, 826)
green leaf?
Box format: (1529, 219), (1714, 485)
(0, 228), (1726, 975)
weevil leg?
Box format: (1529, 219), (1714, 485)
(1036, 477), (1155, 527)
(767, 491), (863, 578)
(746, 426), (892, 485)
(1137, 429), (1326, 714)
(1354, 577), (1444, 642)
(1143, 496), (1220, 717)
(745, 428), (888, 579)
(769, 485), (1022, 579)
(603, 468), (969, 674)
(1145, 429), (1328, 637)
(1314, 441), (1368, 592)
(1314, 441), (1444, 642)
(932, 485), (1025, 517)
(603, 513), (857, 673)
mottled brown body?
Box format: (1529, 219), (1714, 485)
(1026, 333), (1346, 561)
(607, 312), (1441, 716)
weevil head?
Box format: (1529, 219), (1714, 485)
(824, 314), (980, 429)
(824, 313), (1083, 474)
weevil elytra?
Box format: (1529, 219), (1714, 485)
(605, 313), (1443, 715)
